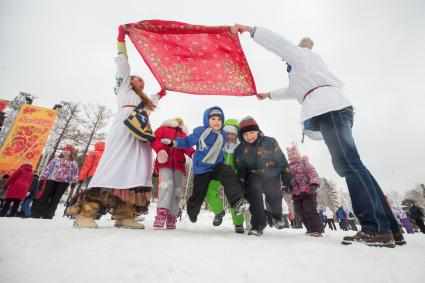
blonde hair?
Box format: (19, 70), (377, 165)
(298, 37), (314, 50)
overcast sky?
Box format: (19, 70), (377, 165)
(1, 0), (424, 194)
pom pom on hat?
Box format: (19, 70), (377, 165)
(286, 144), (301, 159)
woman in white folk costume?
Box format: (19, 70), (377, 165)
(67, 25), (166, 228)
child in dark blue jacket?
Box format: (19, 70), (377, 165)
(161, 106), (248, 223)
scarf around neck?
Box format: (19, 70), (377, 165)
(224, 141), (239, 154)
(199, 128), (223, 164)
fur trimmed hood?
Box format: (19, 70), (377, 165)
(161, 119), (188, 134)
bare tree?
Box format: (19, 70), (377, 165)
(78, 104), (113, 162)
(404, 183), (425, 207)
(48, 103), (83, 162)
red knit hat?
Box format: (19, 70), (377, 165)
(63, 145), (75, 154)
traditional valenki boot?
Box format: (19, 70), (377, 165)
(113, 202), (144, 229)
(166, 214), (177, 230)
(153, 208), (167, 229)
(72, 202), (100, 228)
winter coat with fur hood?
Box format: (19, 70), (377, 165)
(151, 119), (195, 175)
(4, 164), (34, 200)
(78, 141), (105, 181)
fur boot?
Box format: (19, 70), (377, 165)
(112, 202), (145, 229)
(73, 202), (100, 228)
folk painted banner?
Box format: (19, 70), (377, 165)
(0, 104), (57, 176)
(124, 20), (257, 96)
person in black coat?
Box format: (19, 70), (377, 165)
(235, 116), (291, 236)
(409, 202), (425, 233)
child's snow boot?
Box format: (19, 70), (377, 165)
(248, 227), (263, 236)
(234, 224), (245, 234)
(308, 232), (323, 237)
(213, 211), (225, 226)
(272, 217), (286, 229)
(153, 208), (167, 229)
(166, 214), (177, 230)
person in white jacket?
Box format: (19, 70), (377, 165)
(231, 24), (402, 247)
(66, 25), (166, 229)
(324, 207), (337, 231)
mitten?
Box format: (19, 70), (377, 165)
(117, 25), (127, 42)
(157, 150), (169, 164)
(161, 138), (175, 147)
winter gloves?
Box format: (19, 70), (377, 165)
(117, 25), (127, 42)
(306, 184), (319, 194)
(157, 150), (169, 164)
(117, 25), (129, 58)
(160, 138), (175, 147)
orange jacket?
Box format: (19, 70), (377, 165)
(78, 141), (105, 181)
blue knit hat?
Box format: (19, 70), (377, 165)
(208, 108), (223, 120)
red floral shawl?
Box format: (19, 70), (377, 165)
(123, 20), (256, 96)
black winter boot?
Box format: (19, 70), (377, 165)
(248, 228), (264, 236)
(234, 224), (245, 234)
(213, 211), (225, 226)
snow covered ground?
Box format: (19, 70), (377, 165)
(1, 204), (424, 283)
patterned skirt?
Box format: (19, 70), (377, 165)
(83, 187), (152, 214)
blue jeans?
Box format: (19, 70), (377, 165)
(21, 196), (33, 217)
(311, 107), (399, 234)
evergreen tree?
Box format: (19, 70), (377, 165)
(317, 177), (339, 210)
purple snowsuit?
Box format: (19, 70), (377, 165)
(289, 159), (323, 233)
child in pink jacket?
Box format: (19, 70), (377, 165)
(287, 145), (324, 237)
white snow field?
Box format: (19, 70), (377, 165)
(1, 204), (424, 283)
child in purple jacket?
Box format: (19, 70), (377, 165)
(287, 145), (324, 237)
